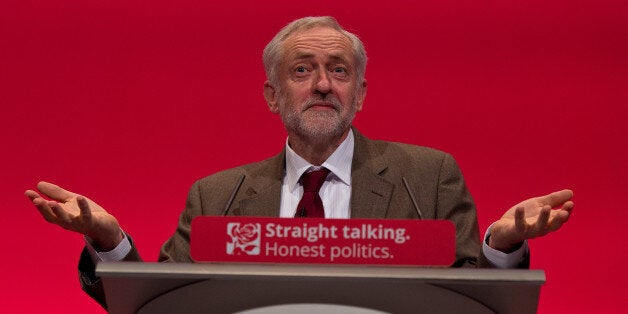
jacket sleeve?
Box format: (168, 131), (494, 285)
(434, 153), (483, 267)
(77, 235), (142, 309)
(158, 181), (203, 263)
(436, 153), (529, 269)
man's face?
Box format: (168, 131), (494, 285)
(264, 26), (367, 141)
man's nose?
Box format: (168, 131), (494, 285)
(314, 70), (332, 95)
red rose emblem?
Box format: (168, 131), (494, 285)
(231, 223), (260, 254)
(233, 223), (258, 244)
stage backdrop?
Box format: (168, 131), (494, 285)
(2, 1), (626, 313)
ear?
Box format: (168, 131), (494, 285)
(263, 81), (280, 114)
(355, 79), (367, 111)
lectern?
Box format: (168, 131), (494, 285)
(96, 262), (545, 314)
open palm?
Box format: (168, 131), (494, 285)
(25, 181), (123, 250)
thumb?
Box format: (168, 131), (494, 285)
(77, 196), (92, 220)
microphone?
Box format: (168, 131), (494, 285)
(402, 177), (423, 219)
(222, 173), (246, 216)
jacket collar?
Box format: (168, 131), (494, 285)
(230, 128), (394, 218)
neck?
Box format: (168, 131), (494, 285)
(288, 129), (350, 166)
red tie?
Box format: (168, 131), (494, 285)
(295, 168), (330, 218)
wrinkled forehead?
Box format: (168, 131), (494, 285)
(281, 26), (355, 63)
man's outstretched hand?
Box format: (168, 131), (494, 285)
(25, 181), (123, 251)
(489, 189), (574, 252)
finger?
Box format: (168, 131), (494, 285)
(25, 190), (43, 201)
(77, 196), (92, 221)
(534, 205), (551, 233)
(36, 181), (77, 202)
(49, 201), (72, 224)
(548, 210), (570, 231)
(561, 201), (575, 213)
(32, 198), (57, 223)
(514, 206), (526, 232)
(538, 189), (574, 208)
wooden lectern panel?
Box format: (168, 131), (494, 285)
(97, 262), (545, 314)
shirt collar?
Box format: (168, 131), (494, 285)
(285, 129), (354, 192)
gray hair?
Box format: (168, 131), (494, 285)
(262, 16), (367, 87)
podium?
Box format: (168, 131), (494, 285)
(97, 262), (545, 313)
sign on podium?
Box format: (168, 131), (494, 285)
(191, 216), (455, 266)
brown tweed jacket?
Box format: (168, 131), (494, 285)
(80, 128), (510, 308)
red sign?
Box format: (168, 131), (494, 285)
(191, 217), (455, 266)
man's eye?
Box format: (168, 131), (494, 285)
(333, 67), (346, 73)
(295, 66), (307, 73)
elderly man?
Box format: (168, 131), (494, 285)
(25, 16), (574, 308)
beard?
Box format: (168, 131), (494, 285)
(278, 93), (357, 141)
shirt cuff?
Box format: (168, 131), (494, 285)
(482, 223), (528, 269)
(84, 231), (132, 263)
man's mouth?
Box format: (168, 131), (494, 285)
(303, 97), (340, 112)
(308, 102), (336, 110)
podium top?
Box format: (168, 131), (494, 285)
(97, 261), (545, 283)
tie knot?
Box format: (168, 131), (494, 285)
(301, 168), (330, 192)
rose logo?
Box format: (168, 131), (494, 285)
(226, 223), (261, 255)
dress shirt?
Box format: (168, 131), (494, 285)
(280, 129), (354, 218)
(84, 231), (131, 263)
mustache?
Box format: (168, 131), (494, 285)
(302, 95), (342, 111)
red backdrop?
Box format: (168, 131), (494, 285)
(2, 0), (627, 312)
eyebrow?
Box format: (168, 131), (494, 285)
(291, 52), (350, 64)
(292, 52), (315, 60)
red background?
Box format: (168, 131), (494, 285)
(2, 0), (627, 312)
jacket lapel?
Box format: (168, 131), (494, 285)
(350, 130), (395, 218)
(230, 151), (285, 217)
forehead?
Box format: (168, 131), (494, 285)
(281, 26), (354, 62)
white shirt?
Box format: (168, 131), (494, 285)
(280, 129), (354, 218)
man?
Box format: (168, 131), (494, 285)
(25, 16), (574, 308)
